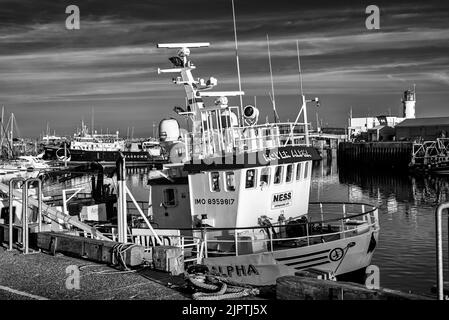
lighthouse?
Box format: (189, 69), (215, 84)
(402, 86), (416, 119)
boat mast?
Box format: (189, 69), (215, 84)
(267, 34), (279, 123)
(10, 113), (14, 158)
(231, 0), (244, 125)
(296, 40), (309, 145)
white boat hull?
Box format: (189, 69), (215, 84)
(203, 230), (378, 286)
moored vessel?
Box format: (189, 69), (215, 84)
(43, 121), (164, 166)
(137, 42), (380, 285)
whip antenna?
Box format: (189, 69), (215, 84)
(231, 0), (244, 123)
(267, 34), (279, 123)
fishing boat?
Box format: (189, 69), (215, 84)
(43, 122), (164, 166)
(138, 42), (380, 285)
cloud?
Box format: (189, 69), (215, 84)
(1, 0), (448, 136)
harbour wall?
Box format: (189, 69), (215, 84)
(337, 142), (413, 169)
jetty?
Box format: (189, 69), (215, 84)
(338, 141), (413, 169)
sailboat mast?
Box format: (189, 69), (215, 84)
(231, 0), (244, 125)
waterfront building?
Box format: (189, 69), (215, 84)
(348, 88), (416, 138)
(395, 116), (449, 141)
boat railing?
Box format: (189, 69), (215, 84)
(129, 228), (203, 264)
(183, 122), (309, 160)
(198, 202), (378, 258)
(127, 202), (378, 263)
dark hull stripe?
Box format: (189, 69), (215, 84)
(294, 260), (330, 270)
(284, 255), (330, 267)
(276, 249), (330, 262)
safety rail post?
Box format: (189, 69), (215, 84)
(198, 239), (205, 262)
(8, 178), (25, 251)
(435, 202), (449, 300)
(196, 238), (202, 264)
(341, 219), (346, 239)
(203, 229), (208, 258)
(305, 221), (310, 246)
(320, 203), (324, 228)
(234, 229), (239, 256)
(341, 204), (346, 238)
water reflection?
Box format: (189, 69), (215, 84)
(311, 158), (449, 295)
(354, 172), (448, 205)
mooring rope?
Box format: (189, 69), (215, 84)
(185, 266), (260, 300)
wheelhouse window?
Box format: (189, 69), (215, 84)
(163, 188), (177, 207)
(225, 172), (236, 191)
(211, 172), (220, 192)
(274, 166), (283, 184)
(296, 162), (303, 180)
(304, 161), (309, 179)
(245, 169), (256, 189)
(286, 164), (293, 183)
(260, 167), (271, 186)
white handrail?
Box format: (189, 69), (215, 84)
(202, 217), (377, 257)
(435, 202), (449, 300)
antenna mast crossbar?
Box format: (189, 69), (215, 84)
(157, 43), (210, 49)
(200, 91), (245, 97)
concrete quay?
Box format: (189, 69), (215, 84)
(0, 246), (187, 300)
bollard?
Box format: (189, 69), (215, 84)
(435, 202), (449, 300)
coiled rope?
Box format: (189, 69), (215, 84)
(185, 266), (260, 300)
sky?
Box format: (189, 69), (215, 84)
(0, 0), (448, 137)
